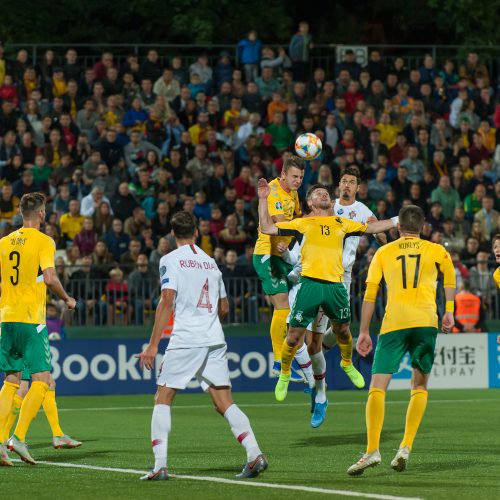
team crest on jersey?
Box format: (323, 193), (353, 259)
(294, 311), (303, 322)
(160, 266), (167, 276)
(275, 201), (283, 210)
(337, 208), (344, 215)
(349, 210), (357, 219)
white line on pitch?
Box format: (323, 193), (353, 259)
(56, 398), (498, 413)
(11, 459), (423, 500)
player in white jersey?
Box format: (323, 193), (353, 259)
(136, 211), (267, 481)
(322, 166), (387, 350)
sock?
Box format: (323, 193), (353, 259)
(295, 343), (314, 388)
(337, 332), (353, 367)
(281, 340), (299, 376)
(2, 393), (23, 442)
(151, 404), (171, 472)
(400, 389), (428, 450)
(322, 327), (337, 350)
(310, 352), (327, 403)
(0, 381), (19, 436)
(366, 388), (385, 453)
(224, 404), (261, 462)
(270, 308), (289, 361)
(13, 381), (49, 442)
(42, 390), (64, 437)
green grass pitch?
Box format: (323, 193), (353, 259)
(2, 388), (499, 499)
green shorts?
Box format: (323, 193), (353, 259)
(253, 254), (292, 295)
(372, 327), (438, 374)
(0, 322), (52, 375)
(289, 276), (350, 328)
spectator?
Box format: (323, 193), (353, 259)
(459, 52), (489, 87)
(104, 218), (131, 261)
(92, 162), (120, 199)
(430, 175), (461, 219)
(237, 30), (261, 83)
(111, 181), (139, 221)
(469, 250), (497, 307)
(120, 238), (142, 274)
(196, 219), (218, 257)
(188, 110), (212, 145)
(59, 199), (84, 242)
(124, 130), (161, 174)
(218, 213), (247, 254)
(94, 200), (114, 237)
(367, 167), (390, 201)
(91, 240), (115, 274)
(185, 143), (213, 191)
(73, 217), (98, 256)
(474, 195), (498, 238)
(255, 66), (279, 102)
(128, 253), (158, 325)
(151, 201), (171, 236)
(400, 144), (425, 183)
(452, 279), (485, 333)
(124, 206), (151, 238)
(0, 183), (20, 223)
(265, 111), (293, 150)
(153, 68), (180, 103)
(464, 183), (486, 220)
(105, 267), (131, 326)
(289, 21), (313, 81)
(81, 186), (112, 217)
(189, 53), (213, 88)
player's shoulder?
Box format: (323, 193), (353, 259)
(34, 230), (56, 248)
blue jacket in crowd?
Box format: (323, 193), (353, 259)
(237, 38), (262, 65)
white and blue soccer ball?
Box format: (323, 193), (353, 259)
(294, 133), (322, 160)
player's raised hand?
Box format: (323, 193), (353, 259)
(257, 178), (270, 199)
(441, 312), (455, 334)
(356, 332), (373, 357)
(135, 343), (158, 370)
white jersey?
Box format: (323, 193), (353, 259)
(159, 244), (226, 349)
(334, 199), (374, 279)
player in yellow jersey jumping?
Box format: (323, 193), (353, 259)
(347, 205), (456, 476)
(253, 154), (305, 380)
(258, 181), (397, 403)
(492, 234), (500, 344)
(0, 193), (76, 466)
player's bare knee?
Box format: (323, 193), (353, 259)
(18, 381), (29, 398)
(31, 371), (51, 385)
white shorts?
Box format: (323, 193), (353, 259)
(287, 283), (329, 334)
(157, 344), (231, 390)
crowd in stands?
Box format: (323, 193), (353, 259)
(0, 23), (498, 327)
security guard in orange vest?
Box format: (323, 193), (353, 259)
(453, 279), (485, 332)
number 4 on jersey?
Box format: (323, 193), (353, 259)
(197, 278), (213, 313)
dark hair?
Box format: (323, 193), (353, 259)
(283, 154), (305, 173)
(171, 210), (197, 239)
(399, 205), (425, 233)
(340, 165), (361, 184)
(305, 183), (331, 201)
(20, 192), (45, 219)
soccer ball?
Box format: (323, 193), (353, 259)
(295, 133), (322, 160)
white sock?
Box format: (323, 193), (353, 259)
(151, 404), (171, 472)
(310, 352), (327, 403)
(322, 327), (337, 350)
(224, 404), (261, 461)
(295, 343), (314, 388)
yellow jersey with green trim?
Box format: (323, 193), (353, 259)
(254, 178), (301, 256)
(0, 227), (56, 324)
(365, 237), (456, 334)
(276, 215), (367, 282)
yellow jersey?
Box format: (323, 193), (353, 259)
(59, 213), (84, 240)
(494, 267), (500, 289)
(276, 216), (367, 282)
(0, 228), (56, 324)
(365, 237), (456, 334)
(254, 178), (301, 256)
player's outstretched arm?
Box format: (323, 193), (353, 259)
(136, 288), (175, 370)
(366, 216), (388, 246)
(258, 178), (279, 235)
(365, 217), (398, 235)
(43, 267), (76, 309)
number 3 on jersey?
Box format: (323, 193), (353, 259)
(197, 278), (213, 313)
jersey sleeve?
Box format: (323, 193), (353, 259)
(366, 248), (384, 287)
(39, 237), (56, 271)
(159, 258), (177, 291)
(294, 192), (302, 216)
(219, 276), (227, 299)
(342, 217), (368, 235)
(437, 247), (456, 289)
(276, 218), (304, 236)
